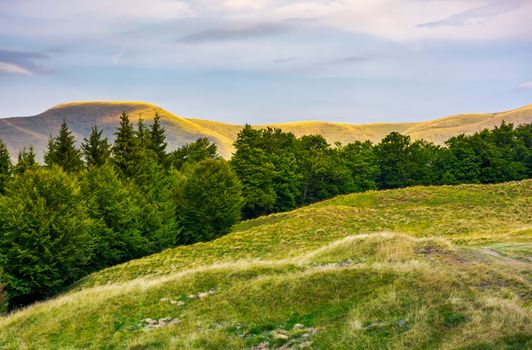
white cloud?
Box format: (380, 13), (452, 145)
(519, 81), (532, 89)
(0, 61), (32, 75)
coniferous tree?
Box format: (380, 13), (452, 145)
(0, 166), (94, 306)
(14, 146), (37, 174)
(44, 120), (83, 172)
(80, 163), (148, 268)
(148, 113), (168, 166)
(136, 118), (149, 150)
(0, 140), (11, 194)
(113, 112), (139, 177)
(81, 126), (111, 167)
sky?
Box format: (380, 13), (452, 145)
(0, 0), (531, 124)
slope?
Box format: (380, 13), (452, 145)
(0, 101), (236, 160)
(189, 104), (532, 146)
(0, 181), (530, 349)
(1, 102), (531, 162)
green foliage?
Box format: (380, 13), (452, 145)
(130, 152), (180, 250)
(113, 112), (139, 177)
(80, 164), (148, 268)
(0, 281), (6, 314)
(375, 132), (440, 189)
(148, 113), (168, 166)
(81, 126), (111, 167)
(339, 141), (379, 192)
(14, 145), (37, 174)
(171, 137), (219, 170)
(298, 135), (352, 203)
(178, 159), (242, 243)
(0, 139), (11, 194)
(44, 120), (84, 172)
(0, 167), (94, 306)
(231, 125), (276, 218)
(441, 122), (529, 184)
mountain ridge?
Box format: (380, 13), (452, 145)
(1, 101), (531, 161)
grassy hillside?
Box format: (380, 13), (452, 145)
(0, 102), (236, 160)
(0, 181), (530, 349)
(1, 102), (531, 161)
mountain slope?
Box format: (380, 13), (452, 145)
(0, 181), (530, 349)
(0, 102), (236, 159)
(1, 102), (531, 161)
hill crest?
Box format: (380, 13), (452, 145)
(1, 101), (531, 161)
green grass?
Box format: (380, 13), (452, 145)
(0, 181), (530, 349)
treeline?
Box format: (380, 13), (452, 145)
(231, 122), (531, 218)
(0, 116), (530, 309)
(0, 114), (241, 307)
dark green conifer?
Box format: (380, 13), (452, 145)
(0, 139), (12, 194)
(148, 113), (168, 166)
(112, 112), (139, 177)
(44, 120), (83, 172)
(15, 146), (37, 174)
(81, 126), (111, 167)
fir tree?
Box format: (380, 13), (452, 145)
(0, 139), (12, 194)
(15, 145), (37, 174)
(81, 126), (111, 167)
(148, 113), (168, 166)
(112, 112), (139, 177)
(136, 118), (149, 150)
(44, 120), (83, 172)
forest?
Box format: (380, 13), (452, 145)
(0, 112), (530, 310)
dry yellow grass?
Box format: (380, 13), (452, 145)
(1, 102), (530, 161)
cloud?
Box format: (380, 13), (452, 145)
(273, 57), (298, 64)
(418, 0), (525, 28)
(180, 22), (292, 43)
(519, 81), (532, 89)
(0, 61), (32, 75)
(0, 49), (50, 75)
(329, 56), (372, 64)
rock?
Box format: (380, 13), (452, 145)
(251, 342), (270, 350)
(299, 341), (313, 349)
(159, 298), (169, 302)
(187, 294), (195, 299)
(293, 323), (305, 330)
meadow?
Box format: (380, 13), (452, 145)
(0, 180), (530, 350)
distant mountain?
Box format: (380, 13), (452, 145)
(1, 101), (531, 161)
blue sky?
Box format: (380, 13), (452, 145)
(0, 0), (531, 123)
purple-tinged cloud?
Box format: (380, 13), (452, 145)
(418, 0), (524, 28)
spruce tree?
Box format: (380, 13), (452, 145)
(81, 126), (111, 167)
(136, 118), (149, 150)
(15, 146), (37, 174)
(0, 139), (11, 194)
(44, 120), (83, 172)
(113, 112), (139, 177)
(148, 113), (168, 166)
(0, 166), (94, 306)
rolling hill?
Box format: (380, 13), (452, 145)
(0, 102), (531, 162)
(0, 180), (530, 349)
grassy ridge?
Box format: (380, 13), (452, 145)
(0, 181), (530, 349)
(1, 102), (531, 162)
